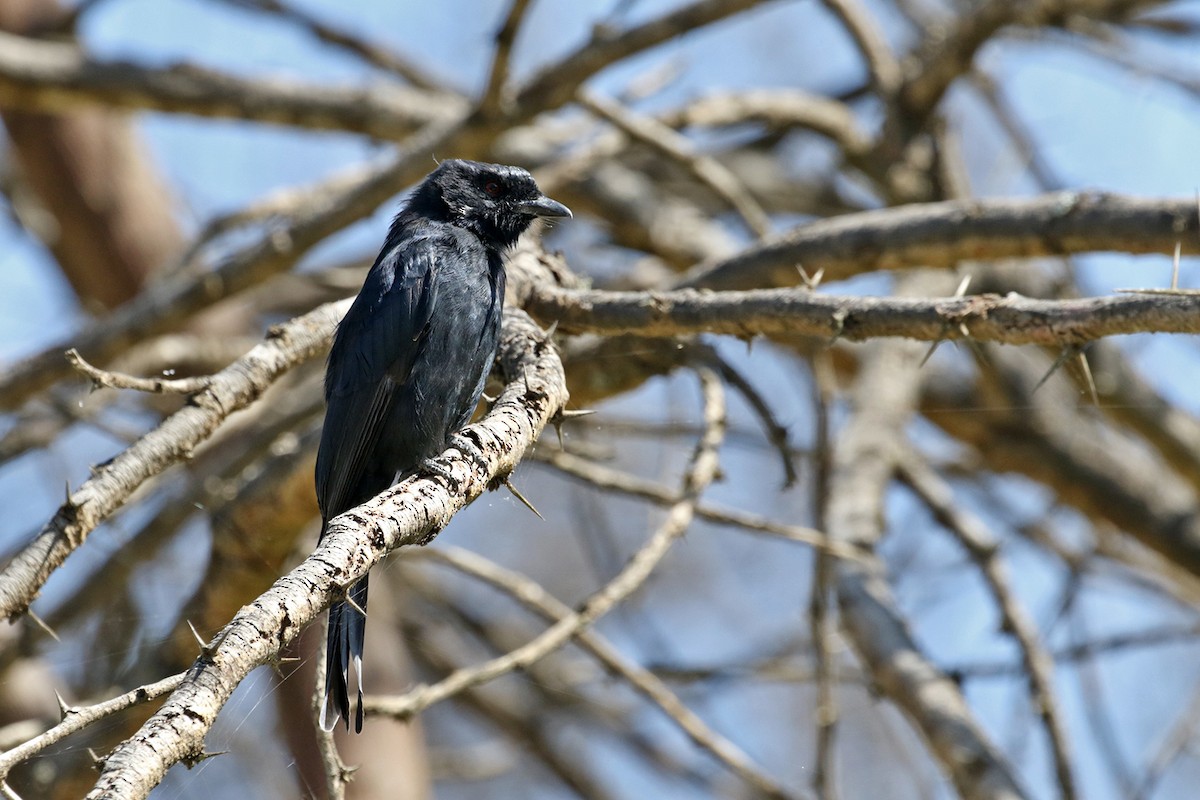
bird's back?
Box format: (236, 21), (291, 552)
(315, 218), (504, 521)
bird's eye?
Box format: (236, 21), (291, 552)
(484, 180), (504, 197)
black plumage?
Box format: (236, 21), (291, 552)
(315, 159), (570, 731)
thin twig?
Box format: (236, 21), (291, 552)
(66, 348), (212, 395)
(698, 347), (798, 486)
(479, 0), (534, 117)
(819, 0), (901, 95)
(0, 672), (185, 782)
(899, 454), (1077, 800)
(367, 369), (726, 723)
(580, 89), (772, 238)
(534, 449), (865, 560)
(417, 546), (796, 800)
(312, 615), (348, 800)
(809, 350), (839, 800)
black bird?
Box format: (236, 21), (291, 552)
(315, 159), (570, 731)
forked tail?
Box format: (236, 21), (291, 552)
(320, 575), (369, 732)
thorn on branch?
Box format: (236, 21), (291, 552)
(53, 690), (76, 721)
(828, 308), (848, 345)
(28, 610), (60, 643)
(1077, 350), (1100, 407)
(503, 477), (544, 519)
(182, 749), (228, 769)
(187, 619), (230, 662)
(797, 263), (824, 290)
(919, 332), (947, 368)
(1032, 347), (1079, 395)
(551, 407), (595, 448)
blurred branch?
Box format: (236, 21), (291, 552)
(661, 89), (870, 154)
(512, 0), (776, 118)
(682, 192), (1199, 290)
(819, 0), (901, 95)
(899, 455), (1077, 800)
(0, 30), (461, 138)
(0, 114), (463, 412)
(926, 344), (1200, 581)
(535, 448), (864, 560)
(479, 0), (533, 117)
(579, 90), (772, 238)
(827, 326), (1030, 799)
(418, 546), (795, 799)
(367, 369), (725, 723)
(898, 0), (1155, 121)
(209, 0), (447, 89)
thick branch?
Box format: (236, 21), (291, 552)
(682, 192), (1199, 291)
(528, 284), (1200, 345)
(0, 30), (460, 138)
(84, 310), (567, 799)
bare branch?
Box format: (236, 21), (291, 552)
(820, 0), (901, 95)
(83, 310), (568, 799)
(0, 31), (461, 138)
(513, 0), (776, 118)
(579, 90), (773, 238)
(528, 283), (1200, 345)
(0, 298), (351, 620)
(536, 448), (865, 560)
(900, 455), (1077, 800)
(65, 348), (211, 395)
(0, 672), (185, 783)
(479, 0), (533, 117)
(418, 547), (795, 800)
(210, 0), (447, 89)
(660, 89), (871, 154)
(682, 192), (1199, 291)
(826, 272), (1030, 798)
(367, 370), (725, 723)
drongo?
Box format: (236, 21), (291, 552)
(315, 159), (570, 731)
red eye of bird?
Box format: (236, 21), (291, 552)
(484, 180), (504, 197)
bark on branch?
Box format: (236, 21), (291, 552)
(84, 310), (567, 800)
(683, 192), (1199, 291)
(0, 298), (352, 620)
(528, 283), (1200, 345)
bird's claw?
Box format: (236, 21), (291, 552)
(449, 432), (489, 472)
(418, 457), (459, 488)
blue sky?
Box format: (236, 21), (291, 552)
(2, 1), (1200, 798)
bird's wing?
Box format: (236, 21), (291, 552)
(315, 233), (440, 521)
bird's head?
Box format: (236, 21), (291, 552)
(418, 159), (571, 249)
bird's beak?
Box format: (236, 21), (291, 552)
(521, 195), (572, 219)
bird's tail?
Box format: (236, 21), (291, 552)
(320, 575), (369, 732)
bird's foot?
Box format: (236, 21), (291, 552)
(448, 432), (490, 472)
(418, 457), (459, 488)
